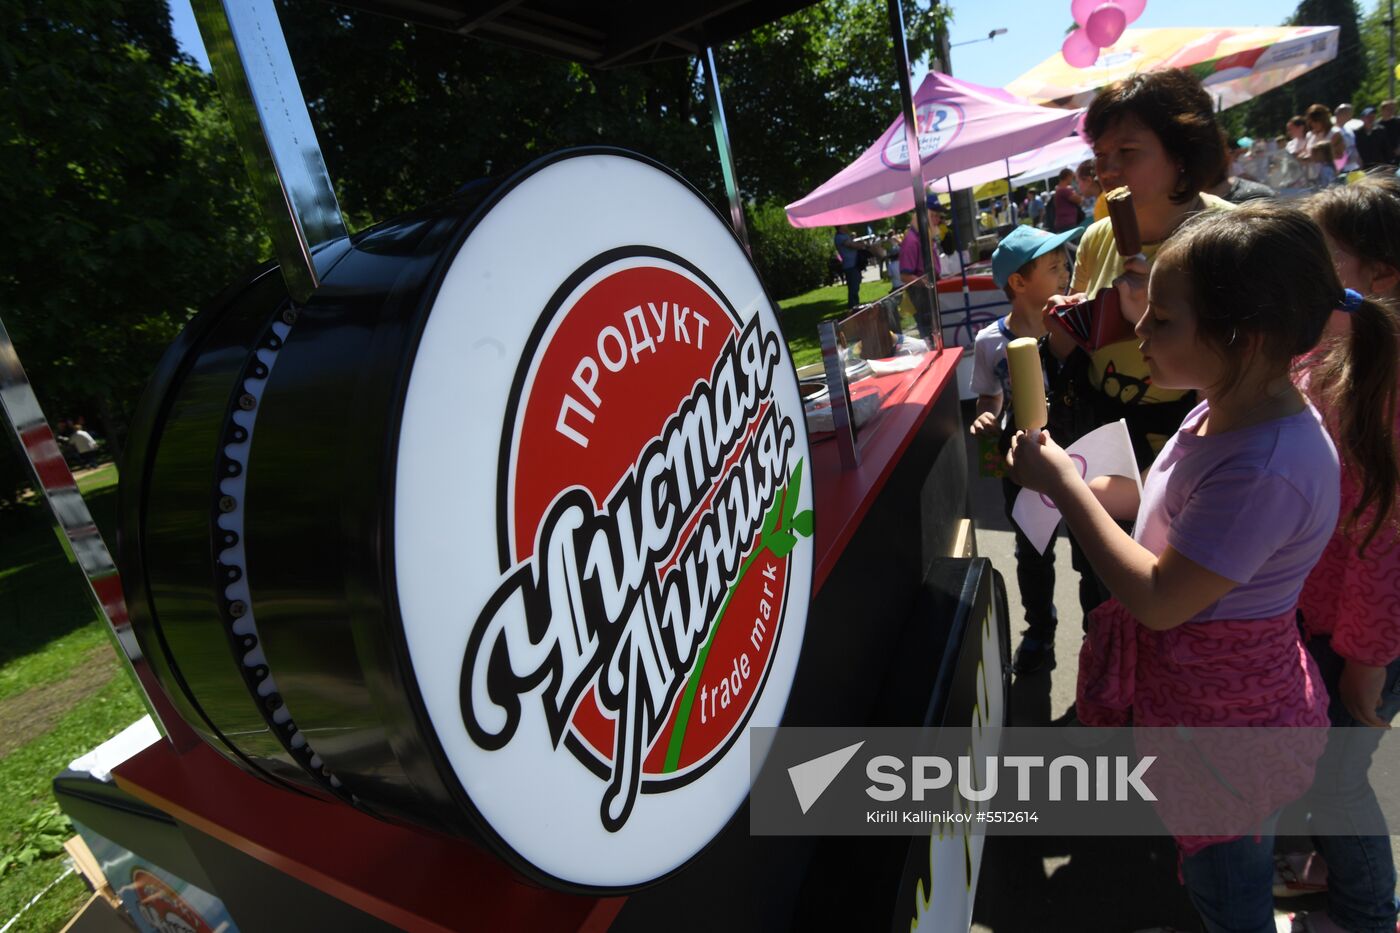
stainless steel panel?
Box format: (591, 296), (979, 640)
(191, 0), (347, 303)
(0, 312), (171, 737)
(703, 46), (751, 252)
(886, 0), (942, 349)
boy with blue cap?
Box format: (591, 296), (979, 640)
(970, 224), (1076, 675)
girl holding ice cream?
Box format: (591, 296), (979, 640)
(1009, 201), (1398, 933)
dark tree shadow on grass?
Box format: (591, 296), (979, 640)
(0, 480), (119, 667)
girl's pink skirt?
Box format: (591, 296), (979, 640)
(1076, 599), (1329, 856)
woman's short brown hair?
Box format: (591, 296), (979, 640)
(1083, 68), (1227, 205)
(1305, 103), (1333, 129)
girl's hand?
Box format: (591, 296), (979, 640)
(1340, 659), (1391, 728)
(1113, 254), (1149, 325)
(1007, 430), (1079, 495)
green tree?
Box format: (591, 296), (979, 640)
(276, 3), (721, 225)
(1355, 0), (1398, 106)
(0, 0), (267, 459)
(1238, 0), (1367, 138)
(276, 1), (943, 224)
(714, 1), (943, 206)
(745, 202), (833, 299)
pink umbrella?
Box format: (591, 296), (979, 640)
(784, 71), (1083, 228)
(940, 134), (1093, 193)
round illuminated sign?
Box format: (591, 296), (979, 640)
(123, 148), (811, 894)
(393, 152), (814, 889)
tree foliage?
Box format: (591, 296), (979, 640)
(745, 202), (833, 299)
(1355, 0), (1399, 106)
(1236, 0), (1367, 137)
(1, 0), (267, 456)
(715, 1), (943, 205)
(277, 1), (943, 222)
(3, 0), (942, 480)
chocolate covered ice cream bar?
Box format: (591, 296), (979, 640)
(1106, 186), (1141, 256)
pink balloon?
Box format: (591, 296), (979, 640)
(1117, 0), (1147, 23)
(1062, 28), (1099, 68)
(1085, 2), (1127, 47)
(1071, 0), (1101, 26)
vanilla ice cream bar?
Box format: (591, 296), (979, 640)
(1006, 337), (1046, 431)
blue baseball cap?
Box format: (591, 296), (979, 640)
(991, 225), (1078, 289)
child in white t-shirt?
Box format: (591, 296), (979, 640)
(969, 225), (1076, 675)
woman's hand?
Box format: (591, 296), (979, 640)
(1340, 659), (1391, 728)
(1007, 429), (1080, 496)
(1113, 254), (1149, 326)
(1041, 294), (1087, 359)
(1044, 292), (1087, 313)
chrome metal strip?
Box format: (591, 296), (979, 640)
(0, 313), (171, 737)
(818, 320), (859, 469)
(886, 0), (943, 349)
(702, 46), (751, 252)
(191, 0), (347, 303)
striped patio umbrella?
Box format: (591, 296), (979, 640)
(1006, 25), (1339, 111)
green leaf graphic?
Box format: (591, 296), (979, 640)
(765, 532), (797, 559)
(783, 459), (804, 528)
(762, 500), (781, 537)
(660, 457), (811, 772)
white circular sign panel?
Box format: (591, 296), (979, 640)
(393, 152), (814, 890)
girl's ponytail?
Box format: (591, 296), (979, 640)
(1304, 171), (1400, 554)
(1309, 295), (1400, 553)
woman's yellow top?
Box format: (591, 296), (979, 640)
(1069, 193), (1234, 408)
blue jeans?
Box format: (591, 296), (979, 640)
(1305, 633), (1400, 933)
(843, 266), (861, 310)
(1180, 811), (1280, 933)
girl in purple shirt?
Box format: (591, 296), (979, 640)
(1009, 202), (1399, 933)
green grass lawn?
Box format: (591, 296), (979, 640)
(0, 463), (144, 931)
(776, 278), (902, 369)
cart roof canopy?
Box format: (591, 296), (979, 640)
(325, 0), (823, 68)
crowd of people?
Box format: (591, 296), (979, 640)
(966, 67), (1400, 933)
(1010, 98), (1400, 249)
